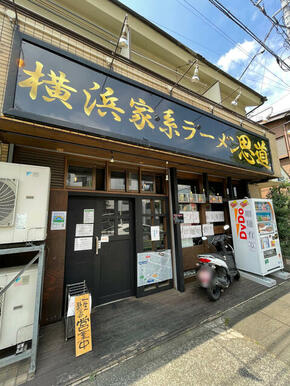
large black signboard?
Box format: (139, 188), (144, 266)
(4, 34), (273, 173)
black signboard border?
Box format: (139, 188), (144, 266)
(3, 29), (273, 175)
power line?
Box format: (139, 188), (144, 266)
(178, 0), (290, 88)
(239, 23), (275, 81)
(250, 0), (290, 47)
(208, 0), (290, 71)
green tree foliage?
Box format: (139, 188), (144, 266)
(267, 182), (290, 258)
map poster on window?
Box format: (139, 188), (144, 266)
(137, 250), (172, 287)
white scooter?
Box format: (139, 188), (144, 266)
(196, 225), (240, 301)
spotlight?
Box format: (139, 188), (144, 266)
(191, 64), (199, 82)
(231, 90), (241, 106)
(110, 152), (114, 163)
(119, 17), (129, 48)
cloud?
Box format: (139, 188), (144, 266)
(251, 11), (259, 22)
(217, 40), (258, 71)
(245, 55), (290, 120)
(216, 35), (290, 118)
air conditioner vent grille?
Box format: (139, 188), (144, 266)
(0, 178), (18, 227)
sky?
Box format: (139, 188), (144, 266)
(118, 0), (290, 121)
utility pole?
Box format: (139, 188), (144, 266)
(281, 0), (290, 41)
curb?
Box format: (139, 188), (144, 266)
(68, 280), (289, 386)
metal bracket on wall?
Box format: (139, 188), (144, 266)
(0, 243), (45, 374)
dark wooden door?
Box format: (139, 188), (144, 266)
(65, 196), (135, 307)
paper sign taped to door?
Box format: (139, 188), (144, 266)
(74, 237), (93, 251)
(83, 209), (94, 224)
(76, 223), (94, 237)
(75, 293), (92, 357)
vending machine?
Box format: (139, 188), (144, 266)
(229, 198), (284, 276)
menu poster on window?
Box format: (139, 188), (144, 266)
(202, 224), (214, 236)
(181, 211), (200, 224)
(83, 209), (94, 224)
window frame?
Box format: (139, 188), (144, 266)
(65, 159), (97, 190)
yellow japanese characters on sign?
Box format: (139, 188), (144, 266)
(12, 40), (273, 173)
(75, 293), (92, 357)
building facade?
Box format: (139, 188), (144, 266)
(262, 110), (290, 178)
(0, 0), (281, 325)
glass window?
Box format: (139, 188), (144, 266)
(141, 174), (154, 192)
(155, 175), (164, 194)
(118, 200), (129, 216)
(142, 199), (151, 215)
(154, 216), (164, 232)
(67, 166), (93, 188)
(103, 200), (114, 216)
(154, 236), (166, 250)
(128, 171), (139, 191)
(209, 181), (224, 196)
(95, 168), (105, 190)
(110, 170), (125, 190)
(142, 216), (152, 233)
(143, 233), (153, 251)
(118, 219), (129, 235)
(101, 219), (114, 236)
(154, 200), (162, 215)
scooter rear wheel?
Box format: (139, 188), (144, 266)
(207, 284), (221, 301)
(234, 271), (240, 280)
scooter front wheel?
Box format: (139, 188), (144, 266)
(207, 284), (221, 301)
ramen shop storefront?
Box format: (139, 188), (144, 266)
(1, 32), (274, 323)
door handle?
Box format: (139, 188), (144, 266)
(95, 236), (99, 255)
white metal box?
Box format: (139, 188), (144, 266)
(229, 198), (283, 276)
(0, 162), (50, 244)
(0, 264), (38, 350)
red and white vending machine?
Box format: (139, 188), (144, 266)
(229, 198), (284, 276)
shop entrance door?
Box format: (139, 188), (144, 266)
(65, 196), (135, 307)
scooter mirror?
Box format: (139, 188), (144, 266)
(202, 236), (207, 241)
(224, 224), (230, 230)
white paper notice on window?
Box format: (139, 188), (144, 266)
(75, 223), (94, 237)
(74, 237), (93, 251)
(151, 226), (160, 241)
(181, 225), (202, 239)
(205, 211), (224, 223)
(83, 209), (94, 224)
(181, 211), (200, 224)
(202, 223), (214, 236)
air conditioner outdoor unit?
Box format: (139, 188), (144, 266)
(0, 264), (38, 350)
(0, 162), (50, 244)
